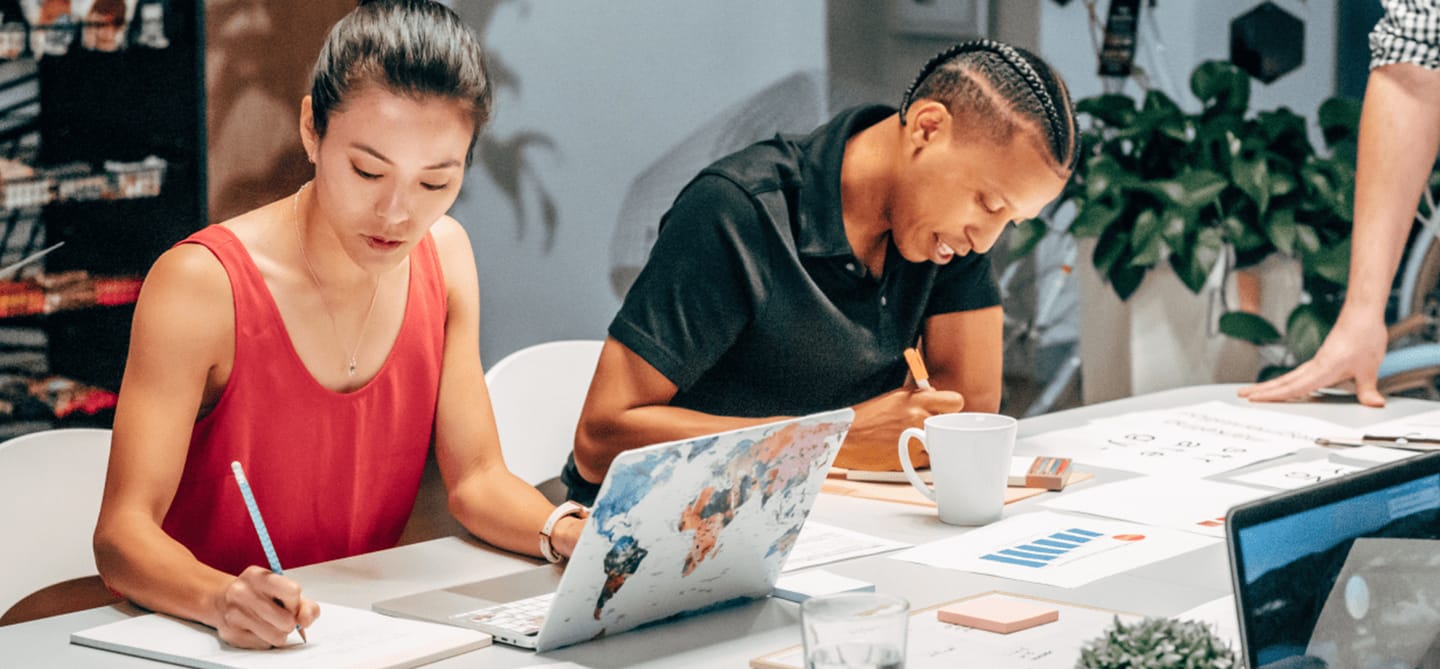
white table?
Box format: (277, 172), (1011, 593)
(3, 384), (1433, 667)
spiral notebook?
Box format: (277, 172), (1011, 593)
(71, 602), (490, 669)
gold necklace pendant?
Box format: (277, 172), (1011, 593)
(293, 182), (382, 380)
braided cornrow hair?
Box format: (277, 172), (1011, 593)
(899, 39), (1078, 172)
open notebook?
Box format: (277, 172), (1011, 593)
(71, 602), (490, 669)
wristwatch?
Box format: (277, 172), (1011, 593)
(539, 501), (587, 563)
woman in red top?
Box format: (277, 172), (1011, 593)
(93, 0), (583, 649)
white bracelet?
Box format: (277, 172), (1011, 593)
(539, 501), (587, 563)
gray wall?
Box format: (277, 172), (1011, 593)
(451, 0), (826, 366)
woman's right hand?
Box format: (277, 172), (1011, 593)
(212, 566), (320, 649)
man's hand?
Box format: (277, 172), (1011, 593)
(1238, 314), (1388, 407)
(836, 387), (965, 470)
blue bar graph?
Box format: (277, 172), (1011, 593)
(980, 528), (1104, 569)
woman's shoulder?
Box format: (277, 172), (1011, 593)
(426, 215), (476, 273)
(133, 239), (234, 350)
(149, 238), (229, 289)
(427, 214), (471, 249)
(424, 215), (477, 311)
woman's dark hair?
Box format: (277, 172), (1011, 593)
(900, 39), (1077, 174)
(310, 0), (491, 165)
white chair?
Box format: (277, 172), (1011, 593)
(0, 428), (113, 622)
(486, 340), (603, 501)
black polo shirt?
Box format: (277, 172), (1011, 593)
(611, 104), (1000, 416)
(564, 105), (1001, 503)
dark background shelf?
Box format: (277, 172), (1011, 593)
(34, 1), (206, 394)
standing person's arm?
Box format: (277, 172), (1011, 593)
(93, 246), (320, 649)
(1240, 62), (1440, 406)
(426, 218), (584, 559)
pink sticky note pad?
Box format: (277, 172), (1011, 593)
(936, 594), (1060, 634)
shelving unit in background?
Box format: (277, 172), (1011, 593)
(0, 1), (205, 440)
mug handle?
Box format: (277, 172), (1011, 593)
(897, 427), (934, 501)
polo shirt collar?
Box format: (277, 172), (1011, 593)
(794, 104), (896, 258)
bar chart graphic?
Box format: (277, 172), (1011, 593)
(979, 527), (1121, 568)
(894, 511), (1218, 588)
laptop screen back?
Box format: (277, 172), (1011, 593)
(1228, 452), (1440, 669)
(532, 408), (853, 651)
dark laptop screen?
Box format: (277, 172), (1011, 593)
(1230, 454), (1440, 669)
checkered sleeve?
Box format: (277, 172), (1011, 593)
(1371, 0), (1440, 70)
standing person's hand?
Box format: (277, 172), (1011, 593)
(837, 387), (966, 470)
(211, 566), (320, 649)
(1238, 314), (1388, 407)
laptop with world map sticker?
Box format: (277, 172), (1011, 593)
(373, 408), (853, 651)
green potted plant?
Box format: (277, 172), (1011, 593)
(1012, 60), (1361, 379)
(1076, 616), (1239, 669)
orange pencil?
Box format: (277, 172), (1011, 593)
(903, 347), (932, 390)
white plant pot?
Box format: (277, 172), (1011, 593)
(1075, 239), (1302, 403)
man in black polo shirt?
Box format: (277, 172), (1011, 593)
(563, 40), (1079, 505)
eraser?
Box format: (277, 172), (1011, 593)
(936, 593), (1059, 634)
(772, 570), (876, 603)
(1007, 456), (1073, 491)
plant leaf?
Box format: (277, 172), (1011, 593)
(1222, 214), (1268, 252)
(1144, 169), (1228, 211)
(1157, 206), (1190, 248)
(1257, 108), (1313, 160)
(1304, 237), (1351, 285)
(1231, 157), (1269, 216)
(1220, 312), (1281, 344)
(1295, 224), (1321, 254)
(1084, 155), (1134, 201)
(1172, 226), (1223, 293)
(1109, 260), (1147, 300)
(1070, 200), (1124, 237)
(1318, 96), (1361, 149)
(1130, 210), (1166, 266)
(1190, 60), (1250, 115)
(1265, 208), (1297, 255)
(1301, 162), (1344, 216)
(1092, 224), (1131, 276)
(1009, 217), (1048, 257)
(1142, 89), (1182, 118)
(1286, 305), (1328, 361)
(1077, 94), (1137, 127)
(1267, 171), (1296, 198)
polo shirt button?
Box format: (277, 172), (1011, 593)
(880, 296), (888, 307)
(845, 262), (856, 272)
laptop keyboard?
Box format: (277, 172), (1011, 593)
(454, 592), (555, 637)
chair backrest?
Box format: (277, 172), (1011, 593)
(0, 428), (112, 617)
(485, 340), (603, 488)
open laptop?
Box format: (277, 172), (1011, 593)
(1227, 451), (1440, 669)
(375, 408), (852, 652)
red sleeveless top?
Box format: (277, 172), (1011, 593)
(161, 225), (446, 575)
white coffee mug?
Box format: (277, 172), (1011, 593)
(897, 412), (1018, 525)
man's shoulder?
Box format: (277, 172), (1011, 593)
(696, 137), (801, 197)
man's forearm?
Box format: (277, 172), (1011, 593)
(573, 406), (779, 483)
